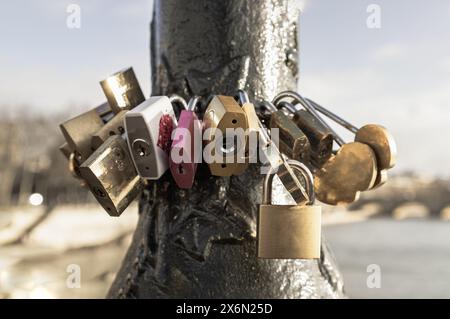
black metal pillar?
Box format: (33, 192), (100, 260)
(108, 0), (345, 299)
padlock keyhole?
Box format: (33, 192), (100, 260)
(93, 187), (106, 198)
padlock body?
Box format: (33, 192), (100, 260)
(231, 102), (260, 175)
(125, 96), (177, 180)
(60, 109), (104, 163)
(80, 135), (143, 217)
(100, 67), (145, 114)
(91, 111), (127, 150)
(169, 110), (201, 188)
(371, 169), (388, 189)
(270, 110), (311, 164)
(293, 109), (333, 167)
(315, 142), (377, 205)
(355, 124), (397, 169)
(241, 102), (260, 136)
(258, 205), (321, 259)
(203, 95), (248, 176)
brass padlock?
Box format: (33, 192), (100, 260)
(258, 160), (321, 259)
(278, 101), (333, 167)
(59, 107), (105, 163)
(203, 95), (248, 176)
(231, 90), (261, 174)
(314, 142), (378, 205)
(80, 135), (143, 217)
(100, 67), (145, 114)
(91, 111), (127, 150)
(262, 101), (311, 164)
(307, 99), (397, 188)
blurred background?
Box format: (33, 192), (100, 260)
(1, 0), (450, 298)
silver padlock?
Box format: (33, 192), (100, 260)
(125, 96), (178, 179)
(258, 160), (321, 259)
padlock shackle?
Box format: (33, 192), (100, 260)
(273, 90), (346, 147)
(276, 100), (297, 114)
(306, 98), (358, 134)
(237, 89), (250, 105)
(262, 159), (315, 206)
(68, 152), (84, 182)
(169, 94), (188, 111)
(187, 96), (200, 112)
(260, 100), (278, 113)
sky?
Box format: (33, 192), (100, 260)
(1, 0), (450, 177)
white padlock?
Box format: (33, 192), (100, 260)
(125, 96), (177, 179)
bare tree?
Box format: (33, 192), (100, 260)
(109, 0), (344, 298)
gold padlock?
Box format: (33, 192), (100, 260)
(80, 135), (143, 217)
(258, 160), (321, 259)
(203, 95), (248, 176)
(232, 90), (260, 174)
(307, 99), (397, 189)
(60, 107), (105, 163)
(91, 111), (127, 150)
(314, 142), (378, 205)
(100, 67), (145, 114)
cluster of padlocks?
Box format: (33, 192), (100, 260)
(59, 67), (396, 259)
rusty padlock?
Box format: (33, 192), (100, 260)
(258, 159), (321, 259)
(169, 96), (202, 189)
(203, 95), (248, 176)
(262, 100), (311, 165)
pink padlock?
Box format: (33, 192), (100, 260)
(169, 96), (202, 189)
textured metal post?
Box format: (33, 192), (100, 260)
(108, 0), (345, 298)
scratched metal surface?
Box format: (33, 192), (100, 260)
(108, 0), (345, 298)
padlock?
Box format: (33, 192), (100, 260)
(273, 90), (345, 146)
(59, 106), (105, 164)
(203, 95), (248, 176)
(125, 96), (177, 179)
(258, 159), (321, 259)
(262, 100), (311, 164)
(238, 90), (260, 139)
(277, 101), (333, 167)
(169, 96), (202, 189)
(231, 90), (261, 174)
(100, 67), (145, 114)
(91, 111), (127, 150)
(96, 102), (114, 122)
(314, 142), (378, 205)
(79, 135), (143, 217)
(59, 143), (72, 160)
(257, 111), (311, 205)
(306, 99), (397, 188)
